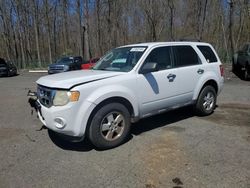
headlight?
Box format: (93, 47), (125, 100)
(53, 90), (80, 106)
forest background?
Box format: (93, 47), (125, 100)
(0, 0), (249, 68)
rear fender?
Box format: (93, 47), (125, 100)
(193, 72), (219, 100)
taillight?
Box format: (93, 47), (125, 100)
(220, 65), (224, 77)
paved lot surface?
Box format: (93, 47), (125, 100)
(0, 66), (250, 188)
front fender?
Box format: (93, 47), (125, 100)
(85, 85), (139, 117)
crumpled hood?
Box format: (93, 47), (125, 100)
(37, 70), (123, 89)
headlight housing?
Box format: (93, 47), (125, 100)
(53, 90), (80, 106)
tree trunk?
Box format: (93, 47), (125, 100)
(96, 0), (102, 56)
(45, 0), (52, 64)
(77, 0), (83, 57)
(229, 0), (235, 55)
(16, 1), (26, 68)
(62, 0), (69, 52)
(33, 0), (41, 67)
(200, 0), (208, 41)
(168, 0), (175, 41)
(83, 0), (90, 60)
(53, 2), (58, 57)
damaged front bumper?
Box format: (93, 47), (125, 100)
(27, 90), (46, 125)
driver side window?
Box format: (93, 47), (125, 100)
(144, 46), (172, 71)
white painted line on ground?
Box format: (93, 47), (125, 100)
(29, 70), (47, 73)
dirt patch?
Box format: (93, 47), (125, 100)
(219, 103), (250, 110)
(140, 132), (187, 187)
(200, 103), (250, 127)
(0, 128), (25, 141)
(246, 131), (250, 142)
(163, 126), (186, 133)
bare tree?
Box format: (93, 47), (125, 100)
(0, 0), (249, 67)
(76, 0), (83, 57)
(83, 0), (90, 60)
(44, 0), (53, 64)
(228, 0), (235, 55)
(32, 0), (41, 67)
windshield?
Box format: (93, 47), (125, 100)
(93, 46), (147, 72)
(55, 57), (73, 65)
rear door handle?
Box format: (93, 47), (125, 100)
(167, 74), (176, 82)
(197, 69), (204, 74)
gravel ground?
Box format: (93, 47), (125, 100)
(0, 65), (249, 188)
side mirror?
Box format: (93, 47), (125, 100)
(139, 62), (158, 74)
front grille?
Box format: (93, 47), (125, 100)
(49, 66), (64, 71)
(37, 85), (55, 108)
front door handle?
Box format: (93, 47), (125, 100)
(197, 69), (204, 74)
(167, 74), (176, 82)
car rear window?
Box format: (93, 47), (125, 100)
(197, 45), (218, 63)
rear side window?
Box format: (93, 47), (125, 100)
(197, 45), (218, 63)
(172, 46), (199, 67)
(74, 58), (81, 63)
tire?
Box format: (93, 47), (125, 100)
(243, 64), (250, 81)
(232, 61), (237, 73)
(232, 58), (236, 72)
(195, 85), (217, 116)
(233, 60), (241, 73)
(88, 103), (131, 149)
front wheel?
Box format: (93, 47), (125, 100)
(232, 60), (237, 72)
(88, 103), (131, 149)
(195, 86), (217, 116)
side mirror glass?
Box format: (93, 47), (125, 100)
(139, 62), (157, 74)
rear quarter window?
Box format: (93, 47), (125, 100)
(197, 45), (218, 63)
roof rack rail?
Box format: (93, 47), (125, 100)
(178, 38), (201, 42)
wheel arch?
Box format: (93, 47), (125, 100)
(91, 96), (135, 117)
(85, 96), (135, 138)
(193, 79), (219, 100)
(201, 80), (218, 94)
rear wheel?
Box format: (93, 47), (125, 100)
(244, 64), (250, 80)
(232, 60), (240, 73)
(195, 86), (217, 116)
(88, 103), (131, 149)
(232, 58), (236, 72)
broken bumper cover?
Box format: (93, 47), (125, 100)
(36, 101), (46, 126)
(34, 99), (96, 138)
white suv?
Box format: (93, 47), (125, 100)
(35, 42), (224, 149)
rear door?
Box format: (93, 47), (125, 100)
(170, 45), (204, 102)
